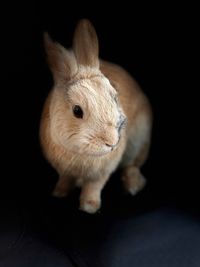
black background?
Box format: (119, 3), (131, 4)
(0, 2), (198, 213)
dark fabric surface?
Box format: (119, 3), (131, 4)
(38, 189), (200, 267)
(0, 201), (74, 267)
(67, 208), (199, 267)
(1, 194), (200, 267)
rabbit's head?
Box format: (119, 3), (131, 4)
(44, 20), (126, 156)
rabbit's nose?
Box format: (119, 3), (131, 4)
(105, 136), (120, 149)
(105, 142), (117, 150)
(105, 142), (115, 148)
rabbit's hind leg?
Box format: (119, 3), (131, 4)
(120, 112), (151, 195)
(121, 142), (150, 195)
(122, 167), (146, 195)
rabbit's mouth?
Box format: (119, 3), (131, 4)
(86, 136), (121, 157)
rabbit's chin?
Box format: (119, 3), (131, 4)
(87, 149), (113, 157)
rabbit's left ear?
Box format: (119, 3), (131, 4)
(73, 19), (99, 68)
(44, 33), (78, 83)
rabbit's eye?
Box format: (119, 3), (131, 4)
(73, 105), (83, 119)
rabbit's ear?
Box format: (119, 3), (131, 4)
(44, 33), (78, 83)
(73, 19), (99, 68)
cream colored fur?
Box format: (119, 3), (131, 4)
(40, 19), (152, 213)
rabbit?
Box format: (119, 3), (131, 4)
(40, 19), (152, 214)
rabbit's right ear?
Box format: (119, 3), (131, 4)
(44, 33), (78, 84)
(73, 19), (99, 68)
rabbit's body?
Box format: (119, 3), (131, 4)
(40, 20), (152, 213)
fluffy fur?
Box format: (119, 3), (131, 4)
(40, 19), (152, 213)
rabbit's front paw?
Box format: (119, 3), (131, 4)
(80, 198), (101, 214)
(122, 166), (146, 195)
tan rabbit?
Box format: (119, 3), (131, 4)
(40, 19), (152, 213)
